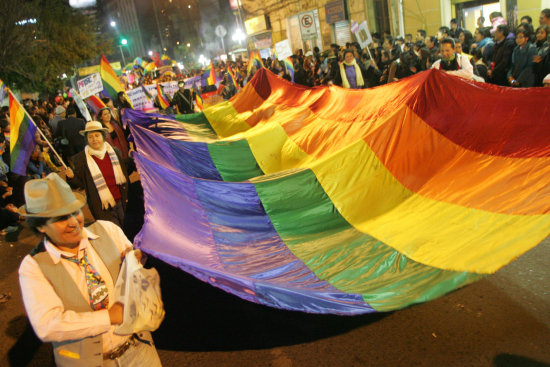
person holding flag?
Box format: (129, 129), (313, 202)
(170, 81), (194, 114)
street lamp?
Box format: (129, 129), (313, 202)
(110, 21), (116, 27)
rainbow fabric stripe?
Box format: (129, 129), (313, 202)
(227, 66), (239, 90)
(8, 91), (37, 176)
(282, 57), (294, 82)
(156, 84), (170, 110)
(86, 95), (106, 116)
(205, 61), (216, 86)
(125, 69), (550, 315)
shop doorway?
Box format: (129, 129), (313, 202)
(455, 0), (500, 32)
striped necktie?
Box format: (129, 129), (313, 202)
(63, 248), (109, 310)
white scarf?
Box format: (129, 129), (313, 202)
(85, 143), (126, 209)
(339, 59), (365, 89)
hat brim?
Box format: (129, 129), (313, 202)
(79, 127), (109, 136)
(18, 192), (86, 217)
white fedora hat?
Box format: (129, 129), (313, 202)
(79, 120), (109, 136)
(19, 173), (86, 217)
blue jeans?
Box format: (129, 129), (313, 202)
(103, 332), (162, 367)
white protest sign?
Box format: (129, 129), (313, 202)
(298, 11), (317, 40)
(275, 39), (293, 60)
(69, 88), (92, 121)
(126, 81), (179, 111)
(77, 73), (103, 99)
(353, 20), (373, 48)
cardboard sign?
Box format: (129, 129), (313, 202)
(353, 20), (373, 48)
(275, 39), (293, 60)
(77, 73), (103, 99)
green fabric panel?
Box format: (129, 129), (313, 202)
(174, 113), (218, 140)
(254, 168), (484, 311)
(207, 139), (264, 182)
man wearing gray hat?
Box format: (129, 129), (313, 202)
(65, 121), (129, 227)
(18, 173), (162, 366)
(50, 105), (66, 133)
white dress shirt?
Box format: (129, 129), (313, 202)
(19, 220), (133, 353)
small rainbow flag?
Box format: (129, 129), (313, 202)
(282, 57), (295, 82)
(205, 61), (217, 86)
(193, 86), (203, 111)
(272, 48), (279, 61)
(156, 84), (170, 110)
(227, 65), (240, 90)
(0, 78), (6, 105)
(141, 84), (153, 101)
(86, 95), (107, 116)
(8, 91), (37, 176)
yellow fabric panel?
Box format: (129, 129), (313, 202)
(308, 137), (550, 274)
(203, 101), (250, 138)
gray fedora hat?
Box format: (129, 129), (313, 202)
(19, 173), (86, 217)
(79, 120), (109, 136)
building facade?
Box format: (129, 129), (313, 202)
(238, 0), (548, 54)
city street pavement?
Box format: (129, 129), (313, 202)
(1, 222), (549, 367)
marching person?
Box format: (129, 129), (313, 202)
(65, 121), (129, 227)
(18, 173), (162, 366)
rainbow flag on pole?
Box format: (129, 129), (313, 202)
(0, 79), (6, 105)
(100, 54), (124, 99)
(247, 50), (265, 74)
(205, 61), (217, 86)
(156, 84), (170, 110)
(282, 57), (295, 82)
(193, 86), (203, 111)
(227, 65), (240, 90)
(8, 91), (37, 176)
(100, 54), (134, 109)
(86, 95), (107, 116)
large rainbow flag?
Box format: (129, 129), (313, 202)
(9, 91), (37, 176)
(125, 69), (550, 315)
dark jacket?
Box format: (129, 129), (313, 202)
(171, 89), (193, 114)
(490, 38), (515, 86)
(54, 116), (86, 157)
(68, 147), (129, 223)
(508, 43), (537, 87)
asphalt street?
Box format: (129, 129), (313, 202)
(1, 222), (548, 367)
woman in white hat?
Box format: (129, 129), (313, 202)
(18, 173), (162, 367)
(65, 121), (129, 227)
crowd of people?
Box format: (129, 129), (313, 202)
(1, 8), (549, 238)
(1, 7), (549, 367)
(210, 9), (550, 89)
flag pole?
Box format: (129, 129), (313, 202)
(8, 90), (68, 170)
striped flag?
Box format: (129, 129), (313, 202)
(0, 78), (6, 105)
(86, 95), (107, 115)
(100, 54), (134, 109)
(156, 84), (170, 110)
(193, 86), (203, 111)
(272, 48), (279, 61)
(140, 84), (153, 101)
(8, 91), (37, 176)
(205, 61), (217, 86)
(282, 57), (295, 82)
(227, 65), (240, 90)
(350, 21), (359, 33)
(253, 50), (265, 69)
